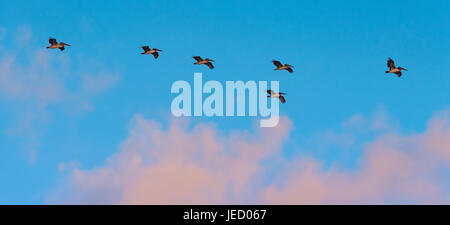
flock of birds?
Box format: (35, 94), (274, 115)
(46, 37), (408, 104)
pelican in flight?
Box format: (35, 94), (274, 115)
(386, 58), (407, 77)
(267, 90), (286, 104)
(272, 60), (294, 73)
(141, 46), (162, 59)
(47, 38), (71, 51)
(193, 56), (215, 69)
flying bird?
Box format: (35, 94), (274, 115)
(193, 56), (215, 69)
(47, 38), (71, 51)
(272, 60), (294, 73)
(141, 46), (162, 59)
(267, 90), (286, 104)
(386, 58), (407, 77)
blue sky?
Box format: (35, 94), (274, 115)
(0, 0), (449, 204)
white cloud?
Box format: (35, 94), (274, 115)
(82, 73), (120, 94)
(0, 27), (7, 41)
(0, 26), (120, 163)
(14, 24), (32, 44)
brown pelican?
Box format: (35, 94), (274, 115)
(267, 90), (286, 104)
(141, 46), (162, 59)
(46, 38), (71, 51)
(386, 58), (407, 77)
(193, 56), (215, 69)
(272, 60), (294, 73)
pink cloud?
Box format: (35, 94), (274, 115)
(261, 109), (450, 204)
(49, 115), (292, 204)
(50, 108), (450, 204)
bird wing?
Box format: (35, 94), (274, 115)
(193, 56), (203, 61)
(267, 90), (275, 95)
(279, 96), (286, 104)
(142, 46), (150, 52)
(387, 58), (396, 69)
(49, 38), (57, 45)
(205, 62), (214, 69)
(395, 71), (402, 77)
(272, 60), (282, 67)
(151, 52), (159, 59)
(286, 67), (294, 73)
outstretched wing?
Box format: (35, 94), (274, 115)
(152, 52), (159, 59)
(286, 67), (294, 73)
(387, 58), (396, 70)
(205, 62), (214, 69)
(395, 71), (402, 77)
(142, 46), (150, 52)
(272, 60), (282, 67)
(193, 56), (203, 62)
(279, 96), (286, 104)
(49, 38), (57, 45)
